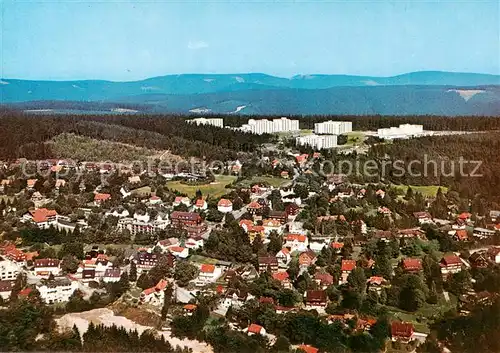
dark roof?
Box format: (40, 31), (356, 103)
(34, 258), (60, 267)
(258, 256), (278, 266)
(391, 321), (414, 338)
(82, 269), (96, 279)
(305, 290), (327, 303)
(171, 211), (201, 221)
(104, 268), (121, 278)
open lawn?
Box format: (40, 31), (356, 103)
(189, 255), (220, 265)
(235, 175), (291, 188)
(393, 185), (448, 198)
(387, 293), (457, 334)
(345, 131), (367, 145)
(166, 175), (237, 198)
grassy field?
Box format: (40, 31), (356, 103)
(387, 294), (457, 334)
(345, 131), (367, 145)
(393, 185), (448, 198)
(235, 175), (291, 188)
(189, 255), (220, 265)
(166, 175), (237, 198)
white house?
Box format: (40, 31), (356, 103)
(195, 264), (222, 286)
(0, 257), (20, 281)
(33, 259), (61, 278)
(167, 246), (189, 259)
(36, 277), (79, 304)
(246, 324), (266, 336)
(217, 199), (233, 213)
(156, 238), (180, 252)
(284, 234), (309, 252)
(22, 208), (58, 229)
(140, 279), (169, 306)
(276, 248), (291, 267)
(173, 196), (191, 207)
(193, 199), (208, 211)
(263, 219), (283, 235)
(103, 268), (122, 283)
(185, 236), (204, 250)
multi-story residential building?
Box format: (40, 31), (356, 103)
(188, 118), (224, 128)
(36, 277), (79, 304)
(296, 134), (338, 150)
(103, 268), (122, 283)
(377, 124), (424, 139)
(440, 255), (463, 276)
(22, 208), (58, 229)
(34, 259), (61, 278)
(340, 260), (357, 285)
(284, 234), (308, 252)
(195, 264), (222, 286)
(170, 211), (207, 237)
(134, 251), (159, 274)
(258, 256), (279, 273)
(314, 121), (352, 135)
(117, 215), (169, 236)
(240, 117), (299, 135)
(140, 279), (170, 306)
(0, 256), (20, 281)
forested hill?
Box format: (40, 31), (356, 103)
(2, 109), (500, 162)
(2, 71), (500, 115)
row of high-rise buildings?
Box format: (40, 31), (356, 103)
(239, 117), (300, 135)
(188, 118), (224, 128)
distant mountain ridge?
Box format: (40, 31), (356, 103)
(1, 71), (499, 115)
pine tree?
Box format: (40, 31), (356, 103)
(129, 261), (137, 282)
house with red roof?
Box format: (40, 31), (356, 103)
(34, 258), (61, 278)
(193, 198), (208, 211)
(330, 241), (344, 253)
(247, 201), (263, 215)
(413, 211), (433, 224)
(246, 323), (266, 336)
(401, 258), (423, 273)
(173, 196), (191, 207)
(258, 256), (279, 273)
(339, 259), (357, 284)
(93, 193), (111, 205)
(452, 229), (469, 242)
(440, 254), (463, 276)
(183, 304), (197, 316)
(272, 271), (292, 289)
(140, 279), (170, 306)
(217, 199), (233, 213)
(458, 212), (472, 222)
(27, 179), (37, 189)
(391, 321), (415, 343)
(304, 290), (327, 308)
(263, 218), (283, 235)
(297, 344), (319, 353)
(314, 272), (334, 289)
(276, 248), (291, 267)
(167, 246), (189, 259)
(22, 208), (58, 229)
(299, 250), (317, 268)
(285, 233), (309, 252)
(367, 276), (390, 293)
(195, 264), (222, 286)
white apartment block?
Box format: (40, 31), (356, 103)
(0, 257), (21, 281)
(36, 277), (79, 304)
(240, 117), (300, 135)
(314, 121), (352, 135)
(296, 134), (338, 150)
(188, 118), (224, 128)
(377, 124), (424, 139)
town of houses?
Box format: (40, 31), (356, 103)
(1, 152), (500, 353)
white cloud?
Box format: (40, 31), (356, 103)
(187, 41), (209, 50)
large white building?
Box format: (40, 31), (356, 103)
(0, 256), (21, 281)
(377, 124), (424, 139)
(188, 118), (224, 128)
(240, 117), (300, 135)
(296, 134), (338, 150)
(36, 277), (79, 304)
(314, 121), (352, 135)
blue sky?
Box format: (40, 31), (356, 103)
(1, 0), (499, 81)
